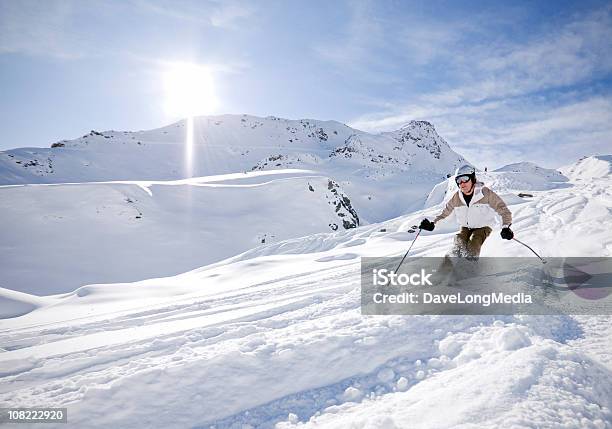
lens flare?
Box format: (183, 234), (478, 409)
(162, 62), (218, 118)
(161, 61), (218, 179)
(185, 116), (194, 178)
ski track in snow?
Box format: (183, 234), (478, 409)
(1, 166), (611, 428)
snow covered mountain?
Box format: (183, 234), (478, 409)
(0, 116), (465, 183)
(0, 114), (469, 222)
(560, 154), (612, 181)
(0, 115), (468, 293)
(1, 155), (610, 428)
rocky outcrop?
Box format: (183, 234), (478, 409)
(325, 179), (359, 230)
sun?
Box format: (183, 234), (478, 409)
(162, 62), (219, 118)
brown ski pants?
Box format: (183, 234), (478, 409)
(453, 226), (492, 257)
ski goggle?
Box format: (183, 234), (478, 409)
(455, 175), (472, 184)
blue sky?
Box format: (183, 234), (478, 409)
(1, 0), (611, 168)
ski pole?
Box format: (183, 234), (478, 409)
(395, 227), (421, 273)
(512, 237), (547, 264)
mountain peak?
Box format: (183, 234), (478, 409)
(399, 120), (435, 131)
(560, 154), (612, 181)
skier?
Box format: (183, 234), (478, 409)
(419, 165), (514, 258)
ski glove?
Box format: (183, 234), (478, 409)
(500, 227), (514, 240)
(419, 218), (435, 231)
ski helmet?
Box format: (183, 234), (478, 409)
(454, 164), (476, 186)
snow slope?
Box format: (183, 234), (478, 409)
(0, 169), (360, 295)
(0, 156), (610, 428)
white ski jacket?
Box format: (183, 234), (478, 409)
(433, 182), (512, 229)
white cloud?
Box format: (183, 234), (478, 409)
(458, 8), (612, 102)
(0, 0), (255, 59)
(312, 0), (383, 66)
(0, 0), (88, 59)
(350, 93), (612, 169)
(446, 96), (612, 169)
(135, 0), (253, 28)
(126, 53), (251, 76)
(348, 6), (612, 169)
(209, 1), (252, 29)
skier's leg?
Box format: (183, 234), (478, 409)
(452, 227), (472, 257)
(466, 226), (492, 257)
(441, 228), (469, 276)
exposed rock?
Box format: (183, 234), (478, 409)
(326, 179), (359, 229)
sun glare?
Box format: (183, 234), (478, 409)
(162, 62), (219, 118)
(161, 62), (219, 178)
